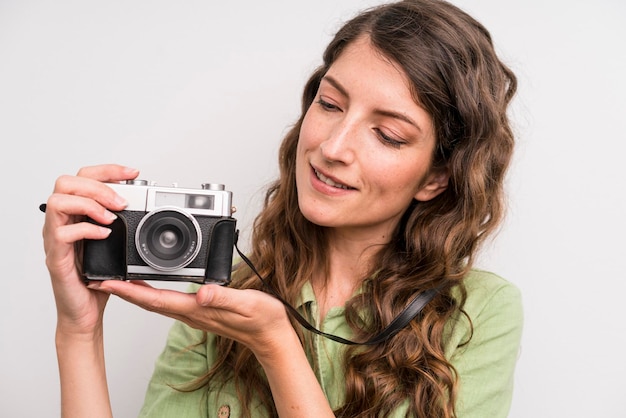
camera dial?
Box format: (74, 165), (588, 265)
(202, 183), (225, 191)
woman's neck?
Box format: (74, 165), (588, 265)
(311, 230), (386, 321)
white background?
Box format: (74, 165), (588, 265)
(1, 0), (624, 416)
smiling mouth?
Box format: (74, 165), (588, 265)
(314, 168), (354, 190)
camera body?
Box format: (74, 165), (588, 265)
(83, 180), (237, 285)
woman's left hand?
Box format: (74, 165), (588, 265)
(87, 280), (293, 360)
(91, 280), (337, 417)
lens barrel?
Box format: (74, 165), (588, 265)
(135, 207), (202, 271)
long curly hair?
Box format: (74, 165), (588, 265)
(200, 1), (517, 416)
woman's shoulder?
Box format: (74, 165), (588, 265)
(445, 269), (523, 354)
(457, 269), (522, 318)
(444, 270), (523, 416)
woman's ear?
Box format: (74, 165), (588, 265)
(414, 167), (449, 202)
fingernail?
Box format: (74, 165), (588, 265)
(112, 194), (128, 207)
(196, 286), (213, 306)
(104, 210), (118, 221)
(123, 166), (139, 175)
(98, 226), (112, 236)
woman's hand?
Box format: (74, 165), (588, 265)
(88, 281), (336, 417)
(87, 280), (294, 360)
(42, 164), (139, 335)
(42, 164), (141, 418)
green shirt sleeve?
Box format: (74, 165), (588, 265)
(445, 270), (524, 418)
(138, 319), (209, 418)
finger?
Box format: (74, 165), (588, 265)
(196, 285), (262, 318)
(88, 281), (234, 332)
(88, 280), (198, 316)
(46, 193), (120, 226)
(127, 280), (155, 289)
(76, 164), (139, 183)
(47, 222), (112, 249)
(195, 284), (217, 307)
(42, 196), (116, 262)
(52, 176), (129, 213)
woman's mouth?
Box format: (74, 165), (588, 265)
(314, 168), (354, 190)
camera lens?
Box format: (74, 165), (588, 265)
(158, 230), (178, 249)
(135, 207), (202, 271)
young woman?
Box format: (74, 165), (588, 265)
(42, 1), (522, 417)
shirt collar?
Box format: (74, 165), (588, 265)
(295, 280), (317, 309)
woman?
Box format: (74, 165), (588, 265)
(42, 0), (522, 417)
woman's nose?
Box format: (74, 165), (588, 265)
(320, 119), (357, 165)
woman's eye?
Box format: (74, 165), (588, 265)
(375, 129), (405, 148)
(316, 98), (340, 112)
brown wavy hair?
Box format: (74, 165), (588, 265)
(199, 1), (517, 417)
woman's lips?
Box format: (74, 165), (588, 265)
(312, 166), (355, 190)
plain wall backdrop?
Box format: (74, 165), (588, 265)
(1, 0), (624, 416)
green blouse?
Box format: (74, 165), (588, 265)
(138, 269), (523, 417)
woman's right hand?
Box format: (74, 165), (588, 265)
(42, 164), (139, 336)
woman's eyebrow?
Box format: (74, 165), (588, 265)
(373, 108), (423, 133)
(321, 74), (423, 133)
(321, 75), (349, 98)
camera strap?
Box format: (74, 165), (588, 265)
(233, 240), (439, 346)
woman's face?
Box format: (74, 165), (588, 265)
(295, 36), (448, 241)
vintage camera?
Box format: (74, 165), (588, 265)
(83, 179), (237, 285)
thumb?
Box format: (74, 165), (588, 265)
(196, 284), (221, 307)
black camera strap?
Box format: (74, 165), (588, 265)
(233, 239), (439, 346)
